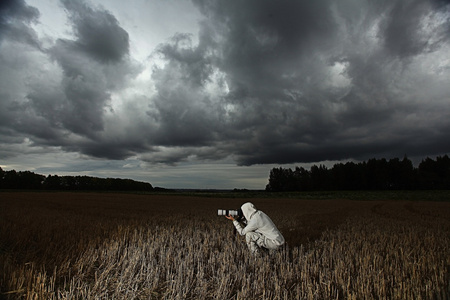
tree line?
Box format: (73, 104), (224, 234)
(266, 155), (450, 192)
(0, 168), (153, 191)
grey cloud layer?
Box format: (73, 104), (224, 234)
(178, 0), (450, 164)
(0, 0), (40, 47)
(1, 0), (143, 159)
(1, 0), (449, 166)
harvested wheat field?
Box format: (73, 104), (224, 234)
(1, 191), (449, 299)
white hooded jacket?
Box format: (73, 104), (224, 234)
(233, 202), (285, 246)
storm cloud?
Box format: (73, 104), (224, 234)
(147, 0), (450, 165)
(1, 0), (450, 177)
(1, 0), (142, 159)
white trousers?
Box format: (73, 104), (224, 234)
(245, 232), (280, 254)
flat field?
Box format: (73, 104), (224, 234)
(1, 191), (449, 299)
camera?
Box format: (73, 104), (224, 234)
(217, 209), (239, 217)
(218, 208), (245, 222)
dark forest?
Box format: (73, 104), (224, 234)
(0, 168), (153, 191)
(266, 155), (450, 192)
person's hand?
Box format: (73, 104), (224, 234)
(225, 214), (235, 221)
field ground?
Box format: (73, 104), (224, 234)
(1, 191), (449, 299)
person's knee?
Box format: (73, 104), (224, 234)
(245, 232), (252, 243)
(245, 232), (258, 241)
(264, 238), (281, 250)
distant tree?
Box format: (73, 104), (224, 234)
(435, 155), (450, 189)
(2, 170), (20, 189)
(266, 155), (449, 192)
(0, 168), (153, 191)
(44, 175), (62, 190)
(331, 162), (366, 190)
(386, 156), (416, 190)
(266, 167), (297, 192)
(365, 158), (390, 189)
(418, 155), (450, 189)
(265, 167), (283, 192)
(310, 165), (330, 190)
(17, 171), (45, 189)
(294, 167), (311, 191)
(0, 167), (4, 188)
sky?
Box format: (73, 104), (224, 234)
(1, 0), (449, 189)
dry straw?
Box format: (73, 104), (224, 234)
(1, 192), (449, 299)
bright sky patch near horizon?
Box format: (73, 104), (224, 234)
(1, 0), (449, 189)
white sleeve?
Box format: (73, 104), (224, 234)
(233, 219), (259, 236)
(233, 220), (245, 235)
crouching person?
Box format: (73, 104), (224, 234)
(226, 202), (285, 256)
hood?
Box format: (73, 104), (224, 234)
(241, 202), (258, 220)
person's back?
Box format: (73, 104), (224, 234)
(251, 210), (285, 246)
(226, 202), (284, 255)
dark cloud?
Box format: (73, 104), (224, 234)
(184, 0), (450, 165)
(144, 32), (228, 151)
(1, 0), (449, 170)
(61, 0), (129, 63)
(193, 0), (338, 100)
(382, 0), (442, 57)
(0, 0), (142, 160)
(49, 40), (111, 136)
(43, 0), (134, 139)
(0, 0), (40, 47)
(130, 0), (450, 165)
(0, 0), (38, 20)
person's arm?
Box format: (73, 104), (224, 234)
(226, 215), (258, 236)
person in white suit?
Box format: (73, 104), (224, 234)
(226, 202), (285, 255)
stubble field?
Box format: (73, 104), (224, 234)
(0, 191), (449, 299)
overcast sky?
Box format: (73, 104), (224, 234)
(1, 0), (449, 189)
